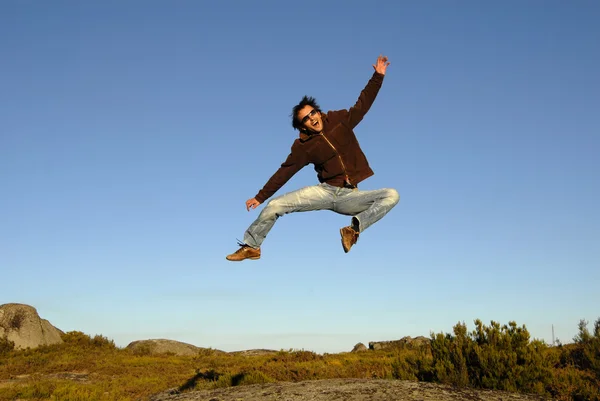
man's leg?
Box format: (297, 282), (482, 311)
(226, 184), (334, 261)
(244, 184), (335, 247)
(334, 187), (399, 252)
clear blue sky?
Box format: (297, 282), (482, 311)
(1, 1), (598, 353)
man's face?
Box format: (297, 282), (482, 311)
(298, 105), (323, 134)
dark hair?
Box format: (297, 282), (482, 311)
(291, 96), (322, 130)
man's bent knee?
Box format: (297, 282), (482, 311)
(261, 199), (286, 219)
(386, 188), (400, 206)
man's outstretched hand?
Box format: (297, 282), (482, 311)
(373, 55), (390, 75)
(246, 197), (261, 211)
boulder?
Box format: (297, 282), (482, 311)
(351, 343), (368, 352)
(230, 349), (277, 356)
(127, 339), (210, 356)
(369, 336), (430, 351)
(405, 336), (430, 348)
(0, 303), (64, 350)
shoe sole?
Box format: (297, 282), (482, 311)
(226, 256), (260, 261)
(340, 228), (350, 253)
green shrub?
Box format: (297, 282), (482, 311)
(430, 322), (469, 386)
(430, 319), (553, 395)
(551, 318), (600, 400)
(550, 366), (600, 401)
(572, 318), (600, 377)
(235, 370), (275, 385)
(0, 337), (15, 355)
(271, 349), (323, 363)
(391, 357), (417, 380)
(61, 331), (116, 350)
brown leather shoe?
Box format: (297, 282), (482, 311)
(340, 226), (359, 253)
(226, 244), (261, 261)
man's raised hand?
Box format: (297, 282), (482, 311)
(373, 55), (390, 75)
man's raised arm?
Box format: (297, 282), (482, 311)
(347, 55), (391, 128)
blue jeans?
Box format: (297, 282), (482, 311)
(243, 183), (400, 248)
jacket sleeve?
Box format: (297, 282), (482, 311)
(346, 71), (385, 129)
(254, 142), (309, 203)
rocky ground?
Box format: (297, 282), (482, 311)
(148, 378), (551, 401)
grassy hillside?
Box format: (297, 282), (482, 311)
(0, 319), (598, 401)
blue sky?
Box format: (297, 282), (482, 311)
(1, 1), (598, 353)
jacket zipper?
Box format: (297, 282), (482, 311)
(320, 133), (352, 187)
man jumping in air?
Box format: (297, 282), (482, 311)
(226, 55), (399, 261)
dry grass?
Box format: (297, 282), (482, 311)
(0, 319), (598, 401)
(0, 333), (428, 401)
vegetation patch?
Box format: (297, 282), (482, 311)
(8, 311), (26, 331)
(0, 318), (598, 401)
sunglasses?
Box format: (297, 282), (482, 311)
(301, 109), (319, 124)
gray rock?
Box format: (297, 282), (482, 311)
(126, 339), (214, 356)
(369, 336), (430, 351)
(148, 378), (551, 401)
(351, 342), (368, 352)
(0, 303), (64, 350)
(229, 349), (277, 356)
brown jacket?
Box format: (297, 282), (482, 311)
(255, 71), (385, 204)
